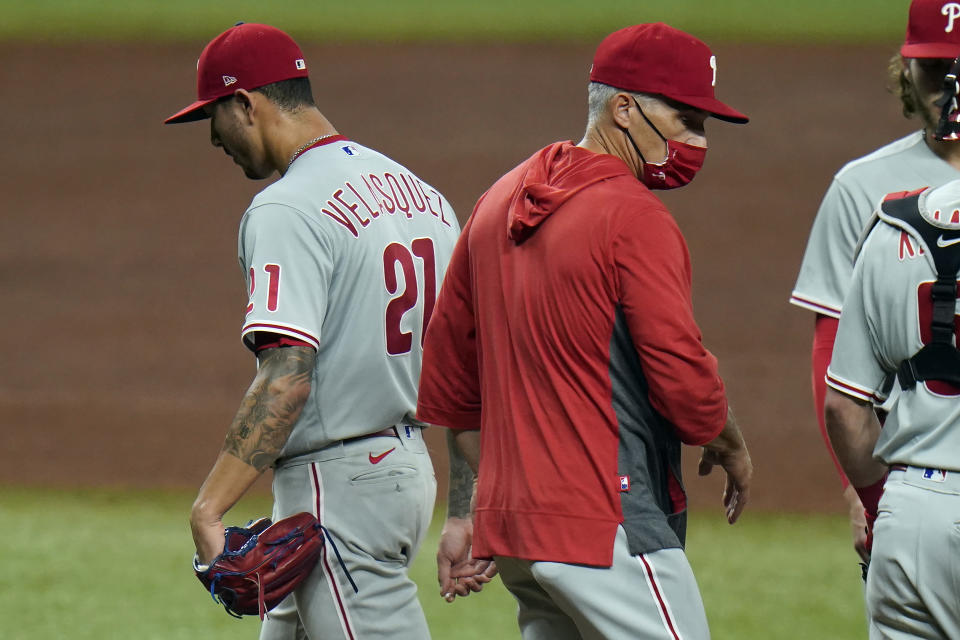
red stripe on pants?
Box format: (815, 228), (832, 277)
(639, 554), (682, 640)
(311, 463), (357, 640)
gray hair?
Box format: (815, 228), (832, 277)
(586, 82), (659, 127)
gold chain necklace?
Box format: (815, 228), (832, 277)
(287, 133), (336, 170)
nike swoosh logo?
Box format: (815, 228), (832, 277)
(369, 447), (396, 464)
(937, 234), (960, 247)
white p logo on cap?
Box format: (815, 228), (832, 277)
(943, 2), (960, 33)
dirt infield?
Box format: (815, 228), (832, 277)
(0, 41), (916, 512)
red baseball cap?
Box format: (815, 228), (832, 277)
(589, 23), (748, 124)
(901, 0), (960, 58)
(165, 23), (309, 124)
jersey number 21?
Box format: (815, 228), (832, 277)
(383, 237), (436, 355)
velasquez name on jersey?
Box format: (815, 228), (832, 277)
(321, 171), (454, 238)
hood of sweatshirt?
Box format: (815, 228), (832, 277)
(507, 141), (632, 243)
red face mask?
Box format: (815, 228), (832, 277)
(622, 98), (707, 190)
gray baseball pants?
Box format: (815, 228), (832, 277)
(867, 465), (960, 640)
(495, 525), (710, 639)
(259, 426), (436, 640)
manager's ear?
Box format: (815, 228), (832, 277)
(610, 92), (635, 129)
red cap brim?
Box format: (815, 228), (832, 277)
(901, 43), (960, 59)
(665, 93), (749, 124)
(164, 98), (216, 125)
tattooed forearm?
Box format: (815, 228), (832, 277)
(223, 346), (316, 471)
(447, 430), (475, 519)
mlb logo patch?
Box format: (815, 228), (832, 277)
(341, 145), (360, 156)
(619, 475), (630, 492)
(295, 59), (306, 70)
(403, 425), (414, 439)
(923, 468), (947, 483)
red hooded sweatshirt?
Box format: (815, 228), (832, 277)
(418, 142), (727, 566)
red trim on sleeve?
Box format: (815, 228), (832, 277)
(789, 293), (841, 318)
(825, 374), (877, 403)
(242, 322), (319, 349)
(253, 332), (314, 353)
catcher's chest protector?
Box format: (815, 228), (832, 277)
(877, 192), (960, 389)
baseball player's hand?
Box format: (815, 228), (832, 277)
(190, 508), (226, 566)
(437, 516), (498, 603)
(842, 484), (870, 562)
(698, 445), (752, 524)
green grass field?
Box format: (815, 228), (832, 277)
(4, 1), (877, 637)
(0, 486), (866, 639)
(0, 0), (906, 44)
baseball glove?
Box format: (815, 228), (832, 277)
(194, 512), (325, 619)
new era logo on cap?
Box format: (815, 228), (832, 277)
(165, 23), (311, 124)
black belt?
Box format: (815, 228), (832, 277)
(273, 426), (404, 468)
(341, 426), (399, 445)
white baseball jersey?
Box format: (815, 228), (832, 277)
(791, 131), (960, 317)
(826, 181), (960, 470)
(238, 136), (460, 458)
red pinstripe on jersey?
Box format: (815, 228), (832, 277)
(310, 463), (356, 640)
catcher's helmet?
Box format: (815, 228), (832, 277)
(934, 57), (960, 141)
